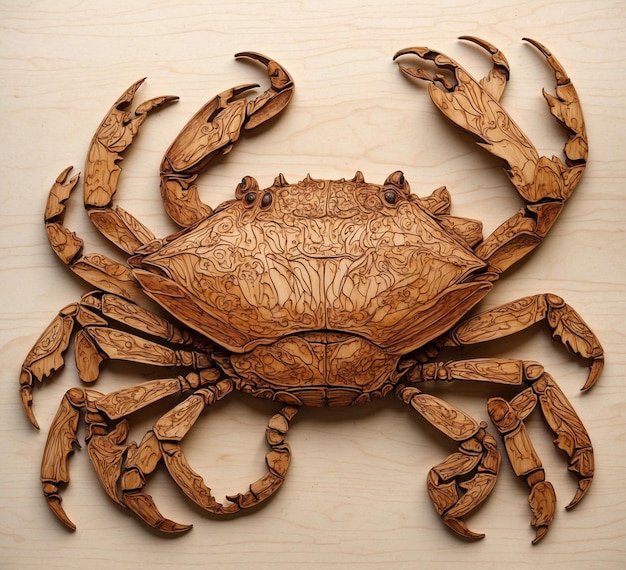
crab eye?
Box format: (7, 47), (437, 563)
(244, 192), (257, 204)
(384, 190), (398, 205)
(261, 192), (273, 208)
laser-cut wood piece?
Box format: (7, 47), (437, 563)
(21, 39), (603, 544)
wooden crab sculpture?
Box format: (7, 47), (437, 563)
(20, 38), (603, 543)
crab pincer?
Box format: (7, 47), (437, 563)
(394, 37), (588, 278)
(159, 52), (294, 227)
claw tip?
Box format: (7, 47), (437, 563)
(582, 358), (603, 391)
(443, 516), (485, 540)
(234, 51), (270, 66)
(566, 478), (592, 510)
(20, 385), (39, 429)
(46, 496), (76, 531)
(158, 520), (193, 534)
(532, 525), (549, 544)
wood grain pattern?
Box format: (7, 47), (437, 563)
(2, 2), (626, 569)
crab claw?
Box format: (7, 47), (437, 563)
(395, 39), (588, 276)
(160, 52), (294, 228)
(393, 36), (511, 100)
(234, 51), (295, 130)
(393, 46), (460, 91)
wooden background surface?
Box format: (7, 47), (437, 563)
(1, 1), (625, 568)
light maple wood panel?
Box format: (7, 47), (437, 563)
(1, 1), (625, 569)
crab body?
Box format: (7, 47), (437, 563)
(134, 174), (490, 406)
(20, 39), (604, 543)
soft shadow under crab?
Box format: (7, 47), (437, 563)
(21, 39), (602, 544)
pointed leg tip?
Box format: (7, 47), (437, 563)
(122, 491), (191, 534)
(234, 51), (269, 63)
(158, 520), (193, 534)
(393, 47), (427, 61)
(20, 389), (39, 429)
(443, 516), (485, 540)
(46, 497), (76, 531)
(25, 406), (40, 430)
(566, 478), (592, 510)
(458, 36), (496, 53)
(522, 37), (549, 54)
(582, 358), (603, 391)
(532, 525), (549, 544)
(392, 49), (407, 61)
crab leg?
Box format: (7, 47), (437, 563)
(40, 387), (93, 530)
(154, 392), (297, 518)
(114, 380), (237, 531)
(395, 38), (587, 275)
(83, 79), (177, 253)
(20, 289), (205, 427)
(408, 357), (594, 543)
(75, 381), (295, 533)
(40, 386), (133, 531)
(76, 325), (212, 376)
(45, 168), (145, 300)
(160, 52), (294, 227)
(40, 371), (218, 531)
(46, 81), (176, 273)
(439, 293), (604, 390)
(395, 385), (500, 540)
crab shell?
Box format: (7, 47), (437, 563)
(131, 172), (492, 406)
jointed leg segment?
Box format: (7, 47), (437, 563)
(409, 356), (593, 543)
(439, 293), (604, 390)
(40, 371), (299, 533)
(20, 290), (210, 427)
(40, 370), (217, 531)
(396, 384), (500, 540)
(400, 290), (601, 542)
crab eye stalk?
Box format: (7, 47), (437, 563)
(236, 175), (260, 200)
(384, 170), (406, 188)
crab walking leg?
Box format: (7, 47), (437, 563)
(44, 168), (144, 301)
(160, 52), (294, 227)
(40, 386), (128, 531)
(75, 325), (213, 379)
(409, 358), (594, 542)
(488, 391), (555, 545)
(487, 368), (594, 542)
(40, 371), (218, 531)
(395, 385), (500, 540)
(20, 290), (200, 427)
(20, 302), (78, 428)
(83, 79), (178, 253)
(157, 394), (298, 516)
(224, 405), (297, 510)
(116, 380), (239, 530)
(395, 38), (587, 275)
(40, 387), (94, 530)
(439, 293), (604, 390)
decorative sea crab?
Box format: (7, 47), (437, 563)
(20, 38), (603, 544)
